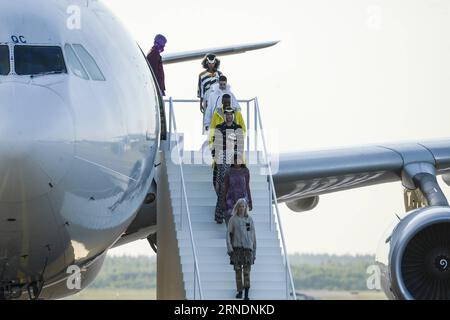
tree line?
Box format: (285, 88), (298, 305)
(89, 254), (376, 291)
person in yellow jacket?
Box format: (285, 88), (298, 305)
(208, 94), (246, 149)
(208, 94), (247, 191)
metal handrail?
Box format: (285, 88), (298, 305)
(165, 99), (255, 103)
(254, 97), (297, 300)
(166, 97), (204, 300)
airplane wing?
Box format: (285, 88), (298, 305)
(162, 40), (279, 64)
(273, 140), (450, 208)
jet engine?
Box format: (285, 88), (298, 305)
(376, 206), (450, 300)
(285, 196), (320, 213)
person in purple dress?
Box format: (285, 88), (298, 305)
(223, 153), (253, 225)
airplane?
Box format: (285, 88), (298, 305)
(0, 0), (448, 300)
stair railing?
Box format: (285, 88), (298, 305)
(252, 97), (297, 300)
(166, 97), (204, 300)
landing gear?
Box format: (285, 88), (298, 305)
(402, 163), (449, 211)
(27, 281), (43, 300)
(147, 233), (157, 254)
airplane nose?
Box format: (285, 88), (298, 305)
(0, 83), (75, 202)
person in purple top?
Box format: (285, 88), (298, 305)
(147, 34), (167, 96)
(223, 153), (253, 225)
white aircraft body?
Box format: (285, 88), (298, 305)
(0, 0), (449, 300)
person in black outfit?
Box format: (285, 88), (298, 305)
(211, 106), (244, 223)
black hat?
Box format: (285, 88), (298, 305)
(205, 54), (217, 64)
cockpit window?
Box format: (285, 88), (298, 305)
(64, 44), (89, 80)
(14, 45), (67, 76)
(72, 44), (105, 81)
(0, 45), (10, 75)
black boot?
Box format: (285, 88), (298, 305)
(244, 288), (250, 300)
(235, 291), (243, 299)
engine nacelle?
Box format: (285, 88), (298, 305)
(376, 207), (450, 300)
(285, 196), (319, 213)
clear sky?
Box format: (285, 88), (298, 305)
(105, 0), (450, 256)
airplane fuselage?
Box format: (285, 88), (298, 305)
(0, 0), (160, 299)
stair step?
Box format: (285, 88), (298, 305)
(168, 173), (270, 181)
(181, 264), (285, 275)
(165, 155), (266, 162)
(173, 213), (274, 223)
(165, 148), (263, 155)
(170, 198), (270, 207)
(168, 175), (268, 183)
(180, 254), (282, 263)
(175, 222), (277, 233)
(171, 205), (270, 214)
(177, 230), (278, 240)
(167, 166), (268, 175)
(179, 246), (280, 256)
(177, 238), (279, 248)
(184, 281), (287, 291)
(179, 255), (284, 264)
(176, 231), (276, 239)
(169, 183), (269, 191)
(180, 253), (283, 261)
(169, 192), (270, 200)
(182, 270), (287, 282)
(173, 217), (275, 226)
(180, 259), (282, 269)
(174, 218), (275, 227)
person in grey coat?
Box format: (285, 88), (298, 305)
(226, 198), (256, 300)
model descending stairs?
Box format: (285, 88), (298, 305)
(157, 98), (296, 300)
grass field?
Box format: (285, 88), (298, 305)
(66, 289), (386, 300)
(66, 289), (157, 300)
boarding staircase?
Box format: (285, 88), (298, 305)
(157, 98), (296, 300)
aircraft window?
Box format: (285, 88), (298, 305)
(64, 44), (89, 80)
(14, 45), (67, 76)
(72, 44), (105, 81)
(0, 46), (10, 75)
